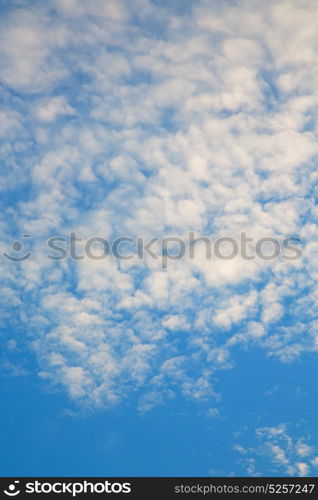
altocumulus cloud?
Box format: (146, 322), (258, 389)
(1, 0), (318, 415)
(235, 424), (318, 477)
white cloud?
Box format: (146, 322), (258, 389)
(1, 0), (318, 410)
(236, 424), (318, 476)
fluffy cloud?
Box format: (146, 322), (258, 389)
(1, 0), (318, 410)
(235, 424), (318, 476)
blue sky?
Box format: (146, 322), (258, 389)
(1, 0), (318, 477)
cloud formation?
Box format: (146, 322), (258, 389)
(1, 0), (318, 417)
(235, 424), (318, 476)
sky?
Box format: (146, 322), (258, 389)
(0, 0), (318, 477)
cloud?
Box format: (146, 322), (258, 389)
(235, 424), (318, 477)
(0, 0), (318, 411)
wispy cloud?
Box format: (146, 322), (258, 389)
(235, 424), (318, 476)
(1, 0), (318, 412)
